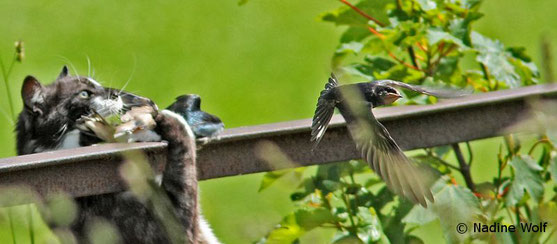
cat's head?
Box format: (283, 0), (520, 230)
(20, 66), (154, 124)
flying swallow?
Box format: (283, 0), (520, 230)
(311, 74), (466, 207)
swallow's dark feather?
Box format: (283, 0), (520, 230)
(374, 79), (469, 98)
(166, 94), (224, 138)
(311, 75), (464, 207)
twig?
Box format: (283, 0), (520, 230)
(388, 51), (420, 71)
(528, 139), (551, 156)
(367, 26), (385, 39)
(366, 26), (421, 71)
(8, 208), (17, 244)
(541, 35), (555, 83)
(340, 178), (357, 234)
(504, 135), (518, 156)
(416, 42), (428, 52)
(0, 52), (17, 122)
(452, 143), (476, 192)
(425, 150), (460, 171)
(428, 43), (456, 76)
(339, 0), (386, 27)
(407, 46), (420, 70)
(466, 141), (473, 166)
(479, 62), (496, 91)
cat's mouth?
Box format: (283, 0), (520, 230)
(90, 90), (156, 117)
(91, 96), (125, 117)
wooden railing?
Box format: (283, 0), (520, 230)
(1, 84), (556, 198)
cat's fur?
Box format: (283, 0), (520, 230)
(16, 67), (220, 244)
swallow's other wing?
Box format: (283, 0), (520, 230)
(310, 97), (336, 149)
(311, 75), (340, 149)
(375, 80), (469, 98)
(344, 103), (435, 207)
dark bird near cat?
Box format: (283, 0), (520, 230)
(166, 94), (224, 139)
(311, 74), (466, 207)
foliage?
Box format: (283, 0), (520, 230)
(258, 0), (556, 243)
(0, 40), (24, 124)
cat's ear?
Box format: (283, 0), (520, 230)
(21, 76), (45, 115)
(57, 65), (69, 79)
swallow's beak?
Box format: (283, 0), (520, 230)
(383, 93), (402, 105)
(119, 91), (158, 111)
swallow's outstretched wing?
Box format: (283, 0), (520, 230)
(375, 80), (468, 99)
(311, 74), (339, 149)
(341, 102), (435, 207)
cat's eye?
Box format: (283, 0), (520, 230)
(79, 90), (90, 99)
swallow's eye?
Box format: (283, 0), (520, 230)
(78, 90), (91, 99)
(379, 90), (387, 96)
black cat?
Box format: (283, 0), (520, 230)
(16, 67), (220, 244)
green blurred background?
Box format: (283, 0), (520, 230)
(0, 0), (556, 243)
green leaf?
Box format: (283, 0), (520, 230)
(238, 0), (249, 6)
(344, 56), (397, 80)
(433, 145), (452, 158)
(461, 0), (482, 9)
(416, 0), (437, 11)
(259, 168), (304, 192)
(336, 41), (365, 55)
(332, 232), (364, 244)
(412, 154), (452, 174)
(427, 28), (465, 47)
(264, 208), (335, 244)
(340, 26), (373, 43)
(448, 12), (483, 46)
(403, 177), (483, 244)
(472, 31), (521, 88)
(322, 180), (341, 192)
(316, 164), (341, 181)
(507, 47), (532, 62)
(402, 202), (437, 225)
(320, 1), (390, 26)
(265, 215), (303, 244)
(374, 64), (424, 82)
(509, 57), (539, 85)
(505, 155), (544, 206)
(356, 207), (388, 243)
(297, 208), (336, 230)
(365, 55), (397, 71)
(550, 155), (557, 183)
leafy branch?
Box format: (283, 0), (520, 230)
(257, 0), (556, 243)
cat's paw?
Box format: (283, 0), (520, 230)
(161, 109), (195, 139)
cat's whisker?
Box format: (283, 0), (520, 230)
(86, 55), (92, 78)
(118, 56), (137, 95)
